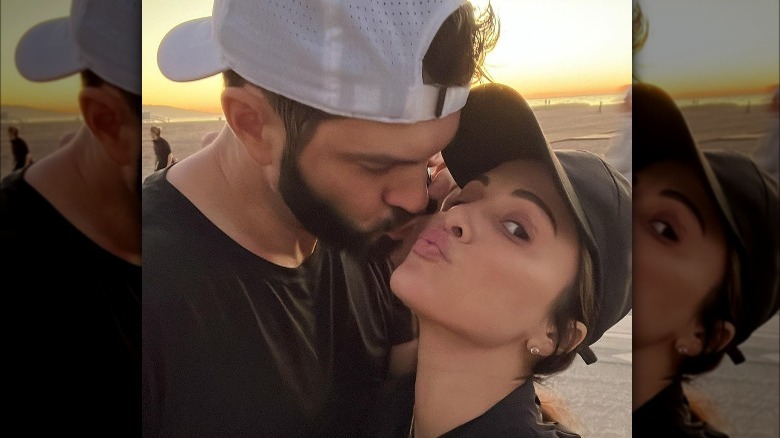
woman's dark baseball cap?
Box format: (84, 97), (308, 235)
(633, 82), (779, 364)
(443, 83), (633, 365)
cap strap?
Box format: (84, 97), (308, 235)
(726, 345), (746, 364)
(402, 84), (469, 122)
(579, 346), (598, 365)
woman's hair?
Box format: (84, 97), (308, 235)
(533, 240), (596, 430)
(676, 238), (741, 428)
(223, 2), (499, 156)
(680, 247), (742, 376)
(532, 243), (596, 377)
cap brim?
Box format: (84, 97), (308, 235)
(633, 83), (744, 273)
(443, 84), (591, 240)
(15, 17), (85, 82)
(158, 17), (227, 82)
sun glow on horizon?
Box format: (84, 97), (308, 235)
(634, 0), (779, 98)
(142, 0), (632, 112)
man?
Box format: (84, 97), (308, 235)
(7, 126), (31, 171)
(0, 0), (140, 435)
(143, 0), (497, 436)
(150, 125), (173, 170)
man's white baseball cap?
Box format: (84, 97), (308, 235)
(158, 0), (471, 123)
(15, 0), (140, 95)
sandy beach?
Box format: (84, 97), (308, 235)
(5, 100), (773, 182)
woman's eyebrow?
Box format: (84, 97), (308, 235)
(511, 189), (558, 234)
(659, 189), (706, 233)
(474, 174), (490, 186)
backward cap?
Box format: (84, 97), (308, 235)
(15, 0), (141, 95)
(443, 83), (632, 364)
(705, 152), (779, 358)
(158, 0), (471, 123)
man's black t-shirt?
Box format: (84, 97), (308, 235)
(142, 168), (416, 437)
(0, 168), (141, 436)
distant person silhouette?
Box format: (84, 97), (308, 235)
(7, 126), (31, 170)
(150, 125), (173, 170)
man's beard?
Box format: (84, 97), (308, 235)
(278, 150), (410, 259)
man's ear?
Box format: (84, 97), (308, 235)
(79, 86), (133, 165)
(221, 86), (275, 165)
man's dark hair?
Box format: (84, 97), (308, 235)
(80, 70), (141, 116)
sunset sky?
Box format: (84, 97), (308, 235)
(2, 0), (777, 113)
(634, 0), (779, 97)
(0, 1), (77, 113)
(140, 0), (632, 113)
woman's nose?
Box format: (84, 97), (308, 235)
(450, 225), (463, 238)
(443, 207), (471, 242)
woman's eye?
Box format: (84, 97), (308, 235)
(503, 221), (530, 241)
(651, 220), (678, 241)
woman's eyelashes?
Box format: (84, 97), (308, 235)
(503, 220), (531, 241)
(650, 219), (679, 242)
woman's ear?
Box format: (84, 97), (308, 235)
(675, 319), (708, 357)
(528, 320), (587, 357)
(79, 86), (133, 165)
(221, 86), (275, 165)
(555, 321), (587, 355)
(704, 320), (736, 354)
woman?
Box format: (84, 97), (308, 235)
(390, 83), (632, 437)
(632, 83), (779, 437)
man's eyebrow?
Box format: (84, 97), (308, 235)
(660, 189), (706, 233)
(511, 189), (558, 234)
